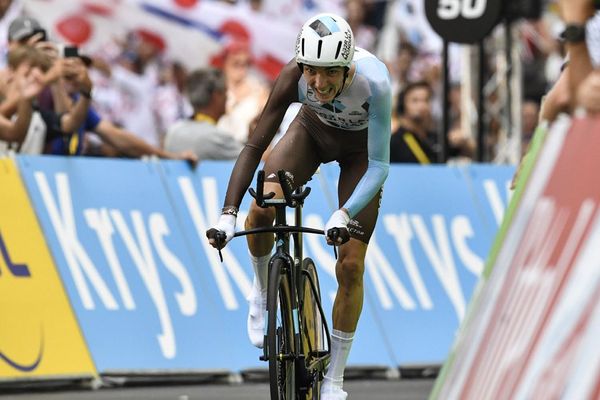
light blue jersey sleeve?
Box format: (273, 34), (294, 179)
(342, 59), (391, 217)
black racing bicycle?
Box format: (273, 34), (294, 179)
(211, 170), (332, 399)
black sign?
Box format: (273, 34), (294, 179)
(425, 0), (502, 44)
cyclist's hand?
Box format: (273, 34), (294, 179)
(206, 214), (236, 249)
(324, 209), (351, 246)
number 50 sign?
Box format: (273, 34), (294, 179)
(425, 0), (502, 44)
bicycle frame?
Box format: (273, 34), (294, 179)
(225, 170), (332, 398)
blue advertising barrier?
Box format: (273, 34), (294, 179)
(16, 155), (514, 372)
(156, 160), (266, 371)
(363, 164), (514, 364)
(17, 156), (238, 372)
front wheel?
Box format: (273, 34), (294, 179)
(299, 258), (328, 399)
(267, 258), (296, 399)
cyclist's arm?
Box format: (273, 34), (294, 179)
(223, 59), (301, 209)
(341, 63), (392, 218)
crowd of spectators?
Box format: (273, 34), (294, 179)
(0, 0), (592, 167)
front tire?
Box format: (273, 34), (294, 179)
(267, 258), (296, 399)
(299, 258), (326, 399)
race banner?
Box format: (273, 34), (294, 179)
(431, 116), (600, 399)
(0, 158), (95, 380)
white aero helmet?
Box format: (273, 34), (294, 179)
(295, 13), (355, 68)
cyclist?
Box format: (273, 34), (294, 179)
(207, 13), (391, 400)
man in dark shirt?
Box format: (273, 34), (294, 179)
(390, 80), (439, 164)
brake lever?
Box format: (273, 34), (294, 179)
(215, 231), (226, 262)
(329, 228), (339, 260)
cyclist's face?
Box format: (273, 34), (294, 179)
(303, 65), (345, 103)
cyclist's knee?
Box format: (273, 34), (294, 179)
(336, 255), (364, 289)
(246, 201), (275, 229)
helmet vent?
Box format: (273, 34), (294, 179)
(301, 38), (305, 56)
(317, 39), (323, 58)
(335, 41), (342, 59)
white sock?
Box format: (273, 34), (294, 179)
(323, 329), (354, 390)
(249, 251), (270, 292)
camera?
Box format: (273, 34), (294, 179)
(63, 45), (79, 58)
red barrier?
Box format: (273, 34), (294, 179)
(432, 116), (600, 400)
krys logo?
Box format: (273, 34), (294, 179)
(0, 230), (44, 372)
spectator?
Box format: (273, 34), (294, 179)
(390, 81), (439, 164)
(512, 0), (598, 188)
(1, 45), (91, 154)
(0, 56), (43, 147)
(539, 0), (599, 121)
(164, 68), (244, 160)
(214, 40), (269, 143)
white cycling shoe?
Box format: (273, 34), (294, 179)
(247, 285), (267, 348)
(320, 384), (348, 400)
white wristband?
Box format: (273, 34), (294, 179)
(324, 209), (350, 232)
(216, 213), (237, 243)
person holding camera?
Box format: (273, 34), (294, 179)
(0, 44), (92, 154)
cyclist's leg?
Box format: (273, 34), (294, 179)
(323, 152), (382, 396)
(245, 106), (322, 259)
(244, 107), (323, 348)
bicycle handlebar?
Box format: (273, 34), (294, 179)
(234, 226), (324, 238)
(210, 169), (344, 261)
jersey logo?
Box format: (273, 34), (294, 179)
(320, 99), (345, 113)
